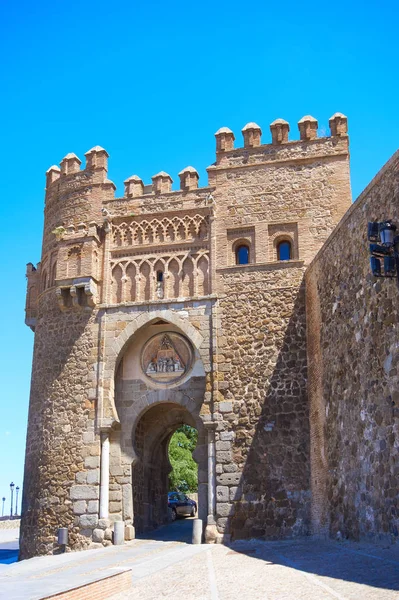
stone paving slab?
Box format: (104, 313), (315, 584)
(0, 538), (209, 600)
(111, 538), (399, 600)
(1, 529), (399, 600)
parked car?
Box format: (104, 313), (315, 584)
(168, 491), (197, 520)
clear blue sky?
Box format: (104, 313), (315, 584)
(0, 0), (397, 513)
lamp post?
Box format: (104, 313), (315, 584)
(10, 482), (14, 518)
(1, 497), (5, 517)
(368, 220), (399, 282)
(15, 487), (20, 517)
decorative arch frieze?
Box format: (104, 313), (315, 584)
(111, 214), (209, 248)
(110, 248), (210, 303)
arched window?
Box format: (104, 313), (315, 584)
(277, 240), (292, 261)
(156, 270), (163, 282)
(236, 244), (249, 265)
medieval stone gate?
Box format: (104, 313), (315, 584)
(22, 115), (398, 559)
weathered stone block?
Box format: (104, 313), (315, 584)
(125, 525), (135, 540)
(215, 441), (231, 451)
(70, 485), (99, 501)
(216, 451), (232, 463)
(109, 490), (122, 502)
(219, 402), (233, 413)
(216, 473), (241, 486)
(87, 500), (99, 514)
(230, 486), (242, 501)
(87, 469), (100, 485)
(109, 501), (122, 513)
(92, 528), (105, 543)
(84, 456), (100, 469)
(220, 431), (235, 441)
(216, 517), (230, 532)
(223, 463), (238, 473)
(216, 502), (234, 517)
(73, 501), (87, 515)
(75, 472), (87, 484)
(98, 518), (111, 530)
(216, 486), (229, 502)
(79, 514), (98, 528)
(82, 431), (95, 444)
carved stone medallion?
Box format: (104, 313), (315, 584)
(141, 333), (193, 384)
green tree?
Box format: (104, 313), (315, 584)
(168, 425), (198, 493)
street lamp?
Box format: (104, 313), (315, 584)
(10, 482), (14, 518)
(1, 497), (5, 517)
(368, 220), (399, 281)
(15, 487), (20, 517)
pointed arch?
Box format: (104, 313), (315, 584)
(167, 258), (180, 298)
(111, 263), (124, 304)
(139, 262), (151, 301)
(181, 257), (194, 298)
(197, 254), (209, 296)
(126, 263), (137, 302)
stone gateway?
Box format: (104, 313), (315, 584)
(21, 115), (399, 558)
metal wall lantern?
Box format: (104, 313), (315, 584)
(368, 220), (399, 282)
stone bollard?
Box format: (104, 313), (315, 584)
(192, 519), (203, 544)
(113, 521), (125, 545)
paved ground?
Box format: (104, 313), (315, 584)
(1, 520), (399, 599)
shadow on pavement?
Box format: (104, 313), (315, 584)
(229, 538), (399, 593)
(136, 517), (195, 543)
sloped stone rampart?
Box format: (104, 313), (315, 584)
(306, 150), (399, 540)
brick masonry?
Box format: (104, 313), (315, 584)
(42, 569), (132, 600)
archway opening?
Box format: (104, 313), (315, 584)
(168, 425), (198, 520)
(131, 402), (205, 536)
(112, 317), (207, 540)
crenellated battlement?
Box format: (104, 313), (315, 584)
(44, 113), (348, 206)
(32, 111), (350, 316)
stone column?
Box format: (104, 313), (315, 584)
(100, 431), (110, 519)
(204, 422), (219, 542)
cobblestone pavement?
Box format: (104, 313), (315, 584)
(1, 520), (399, 599)
(112, 534), (399, 600)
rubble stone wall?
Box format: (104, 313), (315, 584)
(20, 290), (99, 558)
(306, 150), (399, 541)
(214, 266), (310, 539)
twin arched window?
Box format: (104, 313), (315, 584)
(234, 239), (292, 265)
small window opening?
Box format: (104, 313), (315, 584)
(236, 244), (249, 265)
(157, 270), (164, 282)
(277, 241), (292, 261)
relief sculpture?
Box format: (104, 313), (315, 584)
(141, 333), (192, 383)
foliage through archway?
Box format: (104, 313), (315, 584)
(168, 425), (198, 493)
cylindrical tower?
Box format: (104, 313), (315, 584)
(20, 147), (114, 558)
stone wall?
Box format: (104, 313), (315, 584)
(214, 265), (310, 539)
(306, 150), (399, 541)
(20, 290), (100, 558)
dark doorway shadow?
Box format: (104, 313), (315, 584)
(136, 517), (196, 544)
